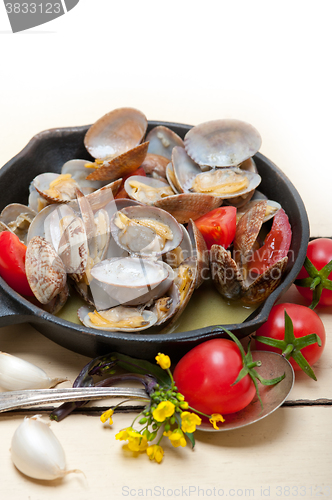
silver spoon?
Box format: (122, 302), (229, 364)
(0, 352), (294, 431)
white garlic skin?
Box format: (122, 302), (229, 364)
(11, 416), (67, 480)
(0, 351), (65, 391)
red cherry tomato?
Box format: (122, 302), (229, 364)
(247, 208), (292, 275)
(0, 231), (34, 296)
(296, 238), (332, 307)
(173, 339), (256, 415)
(255, 303), (326, 371)
(194, 207), (237, 250)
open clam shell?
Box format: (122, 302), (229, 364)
(154, 192), (222, 224)
(111, 205), (183, 257)
(124, 175), (174, 205)
(187, 219), (209, 288)
(33, 173), (80, 204)
(140, 153), (169, 179)
(0, 204), (36, 244)
(146, 125), (184, 159)
(90, 257), (171, 307)
(84, 107), (148, 160)
(184, 119), (262, 168)
(61, 159), (107, 194)
(78, 305), (158, 332)
(190, 167), (261, 199)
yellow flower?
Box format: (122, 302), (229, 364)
(181, 411), (202, 433)
(100, 408), (114, 425)
(167, 429), (187, 448)
(179, 401), (189, 410)
(153, 401), (175, 422)
(209, 413), (225, 430)
(155, 353), (171, 370)
(115, 427), (131, 441)
(116, 428), (148, 452)
(146, 444), (164, 464)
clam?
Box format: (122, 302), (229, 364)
(85, 142), (149, 182)
(90, 257), (174, 308)
(0, 204), (36, 244)
(236, 193), (281, 223)
(190, 167), (261, 199)
(124, 176), (174, 205)
(61, 159), (107, 194)
(184, 119), (262, 168)
(146, 125), (184, 159)
(33, 173), (80, 204)
(210, 201), (291, 304)
(78, 305), (158, 332)
(154, 192), (222, 224)
(84, 108), (148, 160)
(111, 205), (183, 257)
(25, 236), (67, 305)
(140, 153), (169, 179)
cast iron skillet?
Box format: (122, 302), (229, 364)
(0, 121), (310, 361)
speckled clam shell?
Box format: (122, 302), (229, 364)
(25, 236), (67, 304)
(149, 283), (181, 327)
(84, 107), (148, 160)
(190, 168), (261, 200)
(57, 216), (88, 275)
(154, 192), (222, 224)
(140, 153), (169, 179)
(184, 119), (262, 168)
(234, 200), (267, 257)
(111, 205), (183, 257)
(78, 305), (158, 332)
(124, 175), (174, 205)
(146, 126), (184, 159)
(187, 219), (209, 288)
(236, 196), (281, 224)
(210, 245), (245, 301)
(43, 283), (69, 315)
(166, 163), (181, 194)
(85, 142), (149, 182)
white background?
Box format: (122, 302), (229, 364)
(0, 0), (331, 236)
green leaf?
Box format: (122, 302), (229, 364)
(113, 352), (172, 387)
(185, 432), (196, 449)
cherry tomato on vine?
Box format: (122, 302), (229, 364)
(295, 238), (332, 308)
(255, 303), (326, 376)
(194, 206), (237, 251)
(0, 231), (34, 296)
(173, 338), (257, 415)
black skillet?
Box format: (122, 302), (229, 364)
(0, 121), (310, 361)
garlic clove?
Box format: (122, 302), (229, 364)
(11, 415), (80, 480)
(0, 352), (67, 391)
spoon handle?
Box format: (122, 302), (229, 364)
(0, 387), (148, 413)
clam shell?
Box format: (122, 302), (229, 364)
(149, 283), (181, 327)
(166, 163), (181, 194)
(90, 257), (172, 307)
(57, 216), (88, 275)
(111, 205), (183, 257)
(184, 119), (262, 168)
(78, 305), (158, 332)
(190, 167), (261, 200)
(242, 257), (288, 305)
(140, 153), (169, 179)
(210, 245), (245, 301)
(27, 204), (76, 245)
(187, 219), (209, 288)
(86, 142), (149, 182)
(43, 283), (69, 315)
(234, 200), (267, 257)
(33, 173), (80, 204)
(172, 146), (201, 193)
(154, 192), (222, 224)
(25, 236), (67, 304)
(0, 204), (36, 244)
(146, 125), (184, 159)
(0, 221), (10, 234)
(124, 175), (174, 205)
(84, 107), (148, 160)
(61, 159), (106, 194)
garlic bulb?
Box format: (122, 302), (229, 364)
(0, 351), (67, 391)
(11, 415), (80, 480)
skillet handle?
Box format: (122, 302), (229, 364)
(0, 291), (32, 328)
